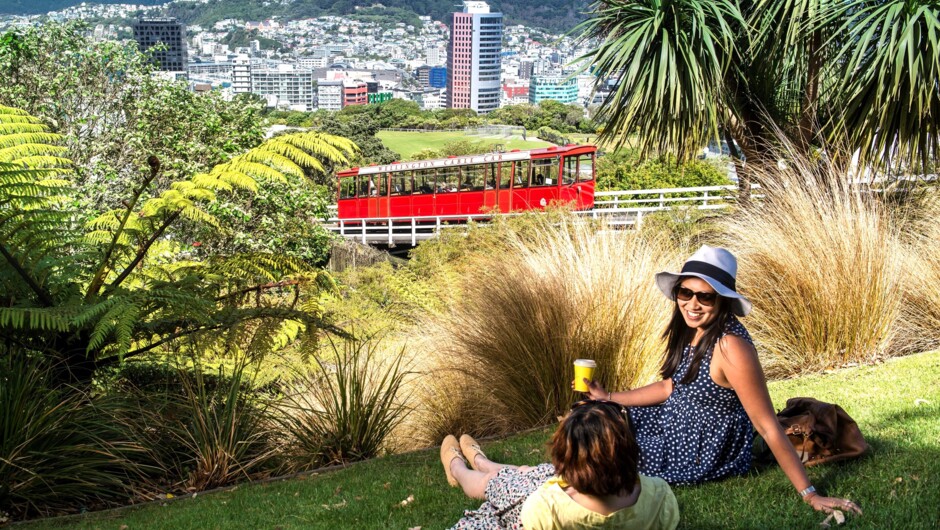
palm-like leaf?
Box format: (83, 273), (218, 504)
(577, 0), (745, 159)
(828, 0), (940, 172)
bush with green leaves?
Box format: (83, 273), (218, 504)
(595, 148), (731, 191)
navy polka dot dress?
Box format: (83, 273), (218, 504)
(629, 316), (754, 485)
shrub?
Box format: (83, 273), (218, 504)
(416, 215), (676, 434)
(723, 151), (905, 377)
(0, 357), (146, 520)
(275, 335), (411, 470)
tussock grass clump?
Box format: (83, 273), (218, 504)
(893, 191), (940, 353)
(416, 215), (677, 437)
(724, 154), (904, 377)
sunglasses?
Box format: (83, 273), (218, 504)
(675, 286), (719, 306)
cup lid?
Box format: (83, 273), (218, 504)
(573, 359), (596, 367)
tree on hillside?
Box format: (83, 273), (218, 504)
(578, 0), (940, 197)
(0, 106), (357, 387)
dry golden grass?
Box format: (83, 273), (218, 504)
(410, 215), (678, 440)
(892, 190), (940, 353)
(724, 153), (906, 377)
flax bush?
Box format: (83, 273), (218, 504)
(415, 215), (677, 437)
(148, 359), (278, 492)
(275, 335), (411, 471)
(724, 153), (905, 377)
(0, 357), (146, 520)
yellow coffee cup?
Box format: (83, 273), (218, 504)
(573, 359), (596, 392)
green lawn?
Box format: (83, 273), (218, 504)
(377, 130), (552, 160)
(27, 351), (940, 529)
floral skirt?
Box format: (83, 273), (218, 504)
(449, 463), (556, 530)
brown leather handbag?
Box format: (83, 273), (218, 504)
(754, 397), (870, 466)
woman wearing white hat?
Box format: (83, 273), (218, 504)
(581, 245), (862, 516)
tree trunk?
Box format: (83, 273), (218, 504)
(797, 29), (822, 151)
(724, 129), (750, 206)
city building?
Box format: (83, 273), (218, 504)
(502, 83), (529, 105)
(250, 64), (315, 111)
(317, 80), (344, 111)
(446, 1), (503, 113)
(343, 81), (369, 107)
(518, 60), (534, 79)
(415, 65), (431, 87)
(429, 66), (447, 89)
(529, 75), (578, 104)
(132, 17), (188, 73)
(231, 54), (252, 95)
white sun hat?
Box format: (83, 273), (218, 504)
(655, 245), (752, 317)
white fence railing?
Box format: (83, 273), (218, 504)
(323, 184), (762, 245)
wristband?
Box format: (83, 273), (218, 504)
(799, 486), (816, 498)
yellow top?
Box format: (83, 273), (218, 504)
(519, 474), (679, 530)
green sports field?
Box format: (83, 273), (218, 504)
(377, 130), (553, 159)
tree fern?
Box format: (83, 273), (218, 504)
(0, 106), (358, 385)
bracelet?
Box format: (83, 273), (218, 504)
(799, 486), (816, 498)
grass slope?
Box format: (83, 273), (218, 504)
(27, 351), (940, 529)
(377, 130), (552, 160)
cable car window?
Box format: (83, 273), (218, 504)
(438, 167), (460, 193)
(578, 154), (595, 182)
(359, 176), (372, 197)
(414, 169), (435, 194)
(499, 162), (512, 189)
(374, 173), (388, 197)
(531, 158), (556, 187)
(512, 160), (529, 188)
(562, 156), (577, 185)
(391, 171), (412, 195)
(461, 164), (485, 191)
(340, 177), (356, 199)
(485, 163), (497, 190)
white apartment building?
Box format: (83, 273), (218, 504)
(317, 80), (343, 111)
(250, 64), (315, 111)
(231, 55), (252, 95)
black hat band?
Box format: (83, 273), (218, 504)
(681, 260), (736, 291)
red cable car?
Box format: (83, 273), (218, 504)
(336, 144), (596, 221)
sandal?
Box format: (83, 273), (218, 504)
(441, 435), (465, 487)
(460, 434), (487, 471)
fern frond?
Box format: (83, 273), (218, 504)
(178, 204), (220, 227)
(0, 122), (51, 135)
(0, 144), (70, 163)
(0, 132), (63, 150)
(239, 150), (305, 178)
(191, 172), (233, 192)
(0, 307), (72, 332)
(211, 160), (288, 184)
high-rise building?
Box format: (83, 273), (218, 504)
(231, 55), (252, 95)
(132, 18), (188, 73)
(446, 1), (503, 114)
(429, 67), (448, 89)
